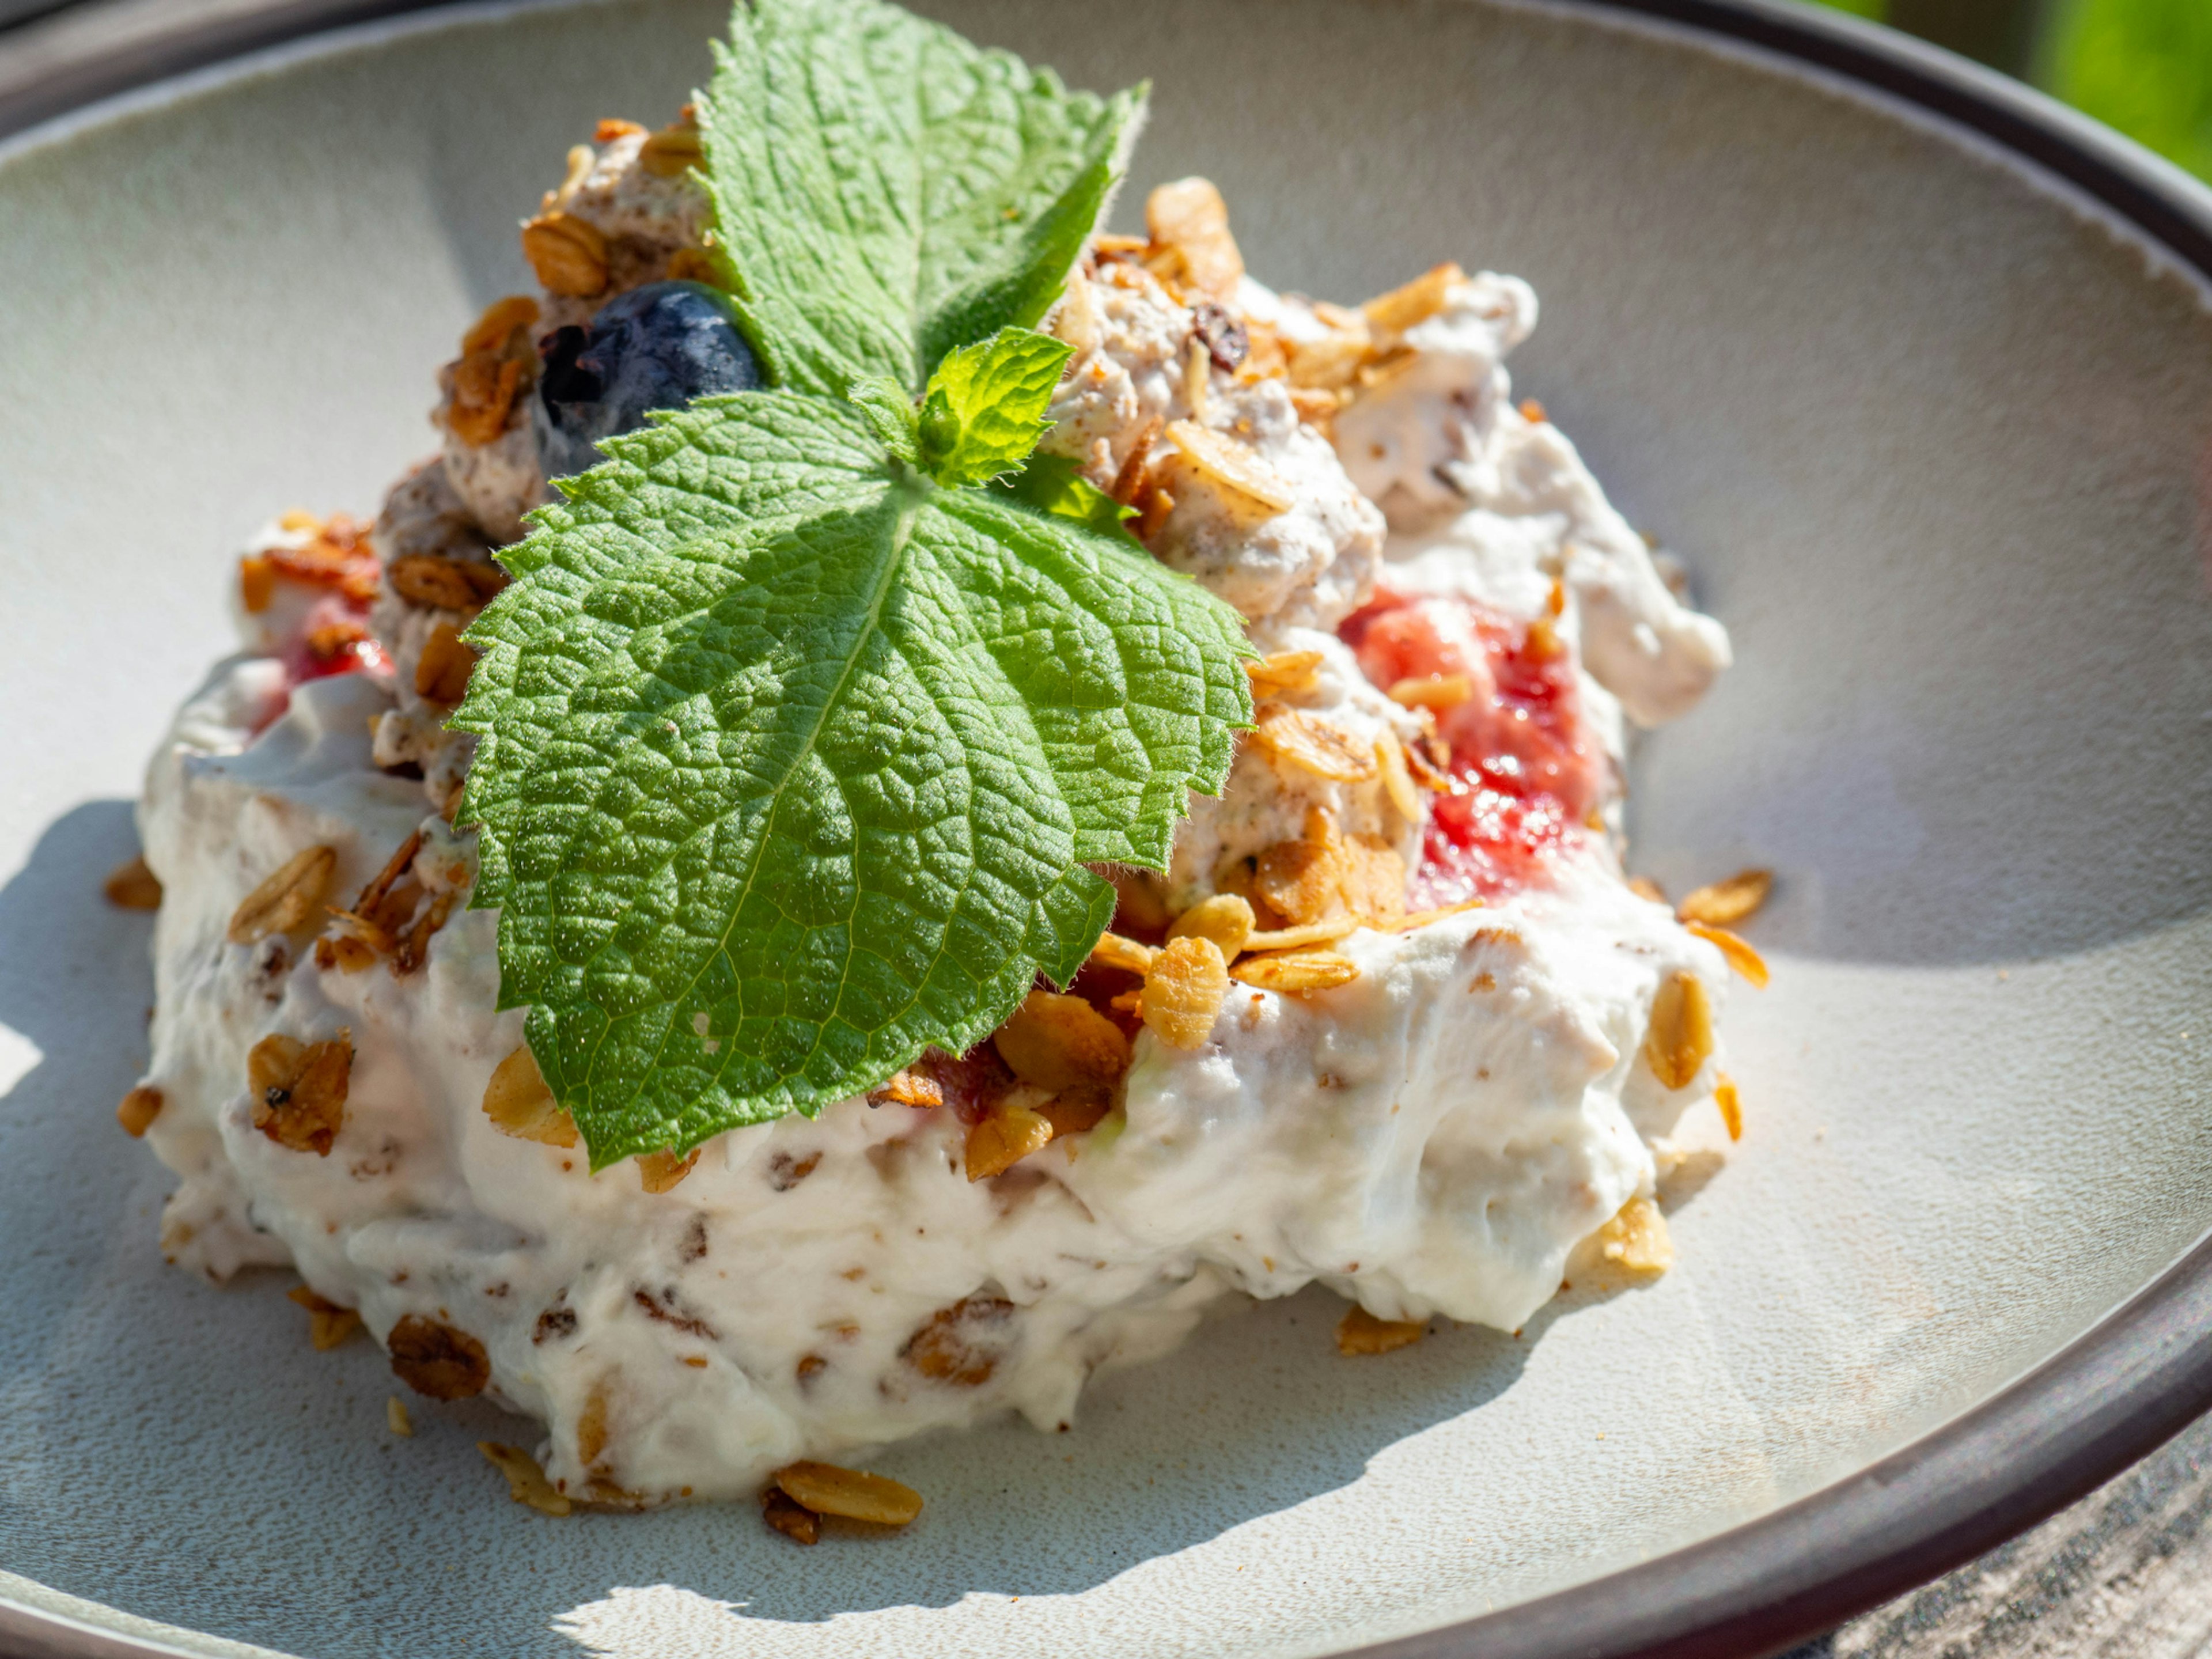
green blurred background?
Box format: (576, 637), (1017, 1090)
(1810, 0), (2212, 180)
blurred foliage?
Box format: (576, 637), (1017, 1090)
(1804, 0), (2212, 181)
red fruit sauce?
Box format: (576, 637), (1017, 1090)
(1339, 586), (1599, 904)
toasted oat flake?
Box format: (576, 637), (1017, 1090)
(387, 553), (506, 611)
(1599, 1196), (1675, 1274)
(1686, 921), (1770, 988)
(1166, 893), (1254, 963)
(964, 1100), (1055, 1181)
(104, 855), (162, 910)
(775, 1460), (925, 1527)
(1376, 899), (1485, 933)
(482, 1046), (579, 1147)
(1626, 876), (1668, 905)
(1377, 731), (1420, 824)
(1160, 421), (1295, 519)
(1245, 649), (1324, 699)
(480, 1442), (571, 1517)
(1144, 177), (1243, 302)
(446, 352), (525, 448)
(228, 845), (336, 945)
(1087, 931), (1159, 975)
(1643, 971), (1715, 1090)
(1336, 1305), (1427, 1355)
(639, 120), (703, 177)
(1714, 1073), (1744, 1142)
(1143, 935), (1230, 1050)
(1362, 262), (1465, 338)
(638, 1147), (702, 1194)
(1243, 918), (1359, 952)
(116, 1085), (163, 1138)
(386, 1396), (413, 1437)
(1249, 704), (1379, 784)
(287, 1285), (363, 1351)
(1233, 950), (1360, 994)
(521, 211), (609, 297)
(414, 622), (477, 706)
(993, 990), (1131, 1093)
(248, 1030), (351, 1155)
(461, 294), (540, 356)
(1678, 869), (1772, 927)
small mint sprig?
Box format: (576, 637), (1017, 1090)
(454, 0), (1252, 1166)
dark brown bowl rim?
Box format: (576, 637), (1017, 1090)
(2, 2), (2209, 1656)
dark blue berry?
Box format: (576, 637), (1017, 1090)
(533, 280), (762, 478)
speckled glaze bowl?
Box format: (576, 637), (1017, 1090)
(2, 1), (2210, 1655)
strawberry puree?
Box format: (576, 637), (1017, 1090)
(1342, 588), (1599, 903)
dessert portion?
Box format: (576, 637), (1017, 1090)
(114, 7), (1762, 1524)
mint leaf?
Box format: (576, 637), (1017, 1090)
(917, 328), (1071, 486)
(996, 451), (1140, 542)
(454, 393), (1252, 1165)
(697, 0), (1142, 394)
(846, 377), (918, 462)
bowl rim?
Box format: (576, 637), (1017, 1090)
(3, 2), (2210, 1656)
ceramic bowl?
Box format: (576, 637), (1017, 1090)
(2, 1), (2209, 1654)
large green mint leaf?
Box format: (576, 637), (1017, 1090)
(918, 328), (1071, 486)
(697, 0), (1143, 395)
(454, 392), (1252, 1166)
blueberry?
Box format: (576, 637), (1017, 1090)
(533, 280), (762, 478)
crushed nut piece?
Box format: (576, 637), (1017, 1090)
(638, 1147), (702, 1194)
(521, 211), (609, 296)
(1249, 703), (1378, 783)
(387, 1396), (413, 1437)
(1038, 1088), (1112, 1137)
(1336, 1305), (1427, 1355)
(775, 1460), (925, 1528)
(1144, 177), (1243, 301)
(104, 855), (162, 910)
(1233, 950), (1361, 994)
(901, 1296), (1014, 1387)
(1143, 934), (1230, 1050)
(1088, 933), (1159, 976)
(1159, 420), (1295, 520)
(414, 621), (477, 706)
(1599, 1196), (1675, 1274)
(390, 1315), (491, 1400)
(868, 1069), (945, 1109)
(1246, 649), (1324, 699)
(228, 845), (336, 945)
(482, 1046), (579, 1147)
(1686, 921), (1770, 988)
(1677, 869), (1772, 927)
(593, 116), (645, 142)
(763, 1486), (821, 1544)
(248, 1030), (351, 1155)
(964, 1099), (1055, 1181)
(1643, 971), (1714, 1090)
(116, 1085), (164, 1138)
(1387, 673), (1474, 710)
(993, 989), (1131, 1093)
(1166, 893), (1254, 962)
(1362, 262), (1465, 338)
(480, 1442), (571, 1516)
(287, 1285), (362, 1351)
(1714, 1072), (1744, 1142)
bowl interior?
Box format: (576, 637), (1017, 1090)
(2, 0), (2211, 1654)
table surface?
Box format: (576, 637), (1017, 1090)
(1787, 1409), (2212, 1659)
